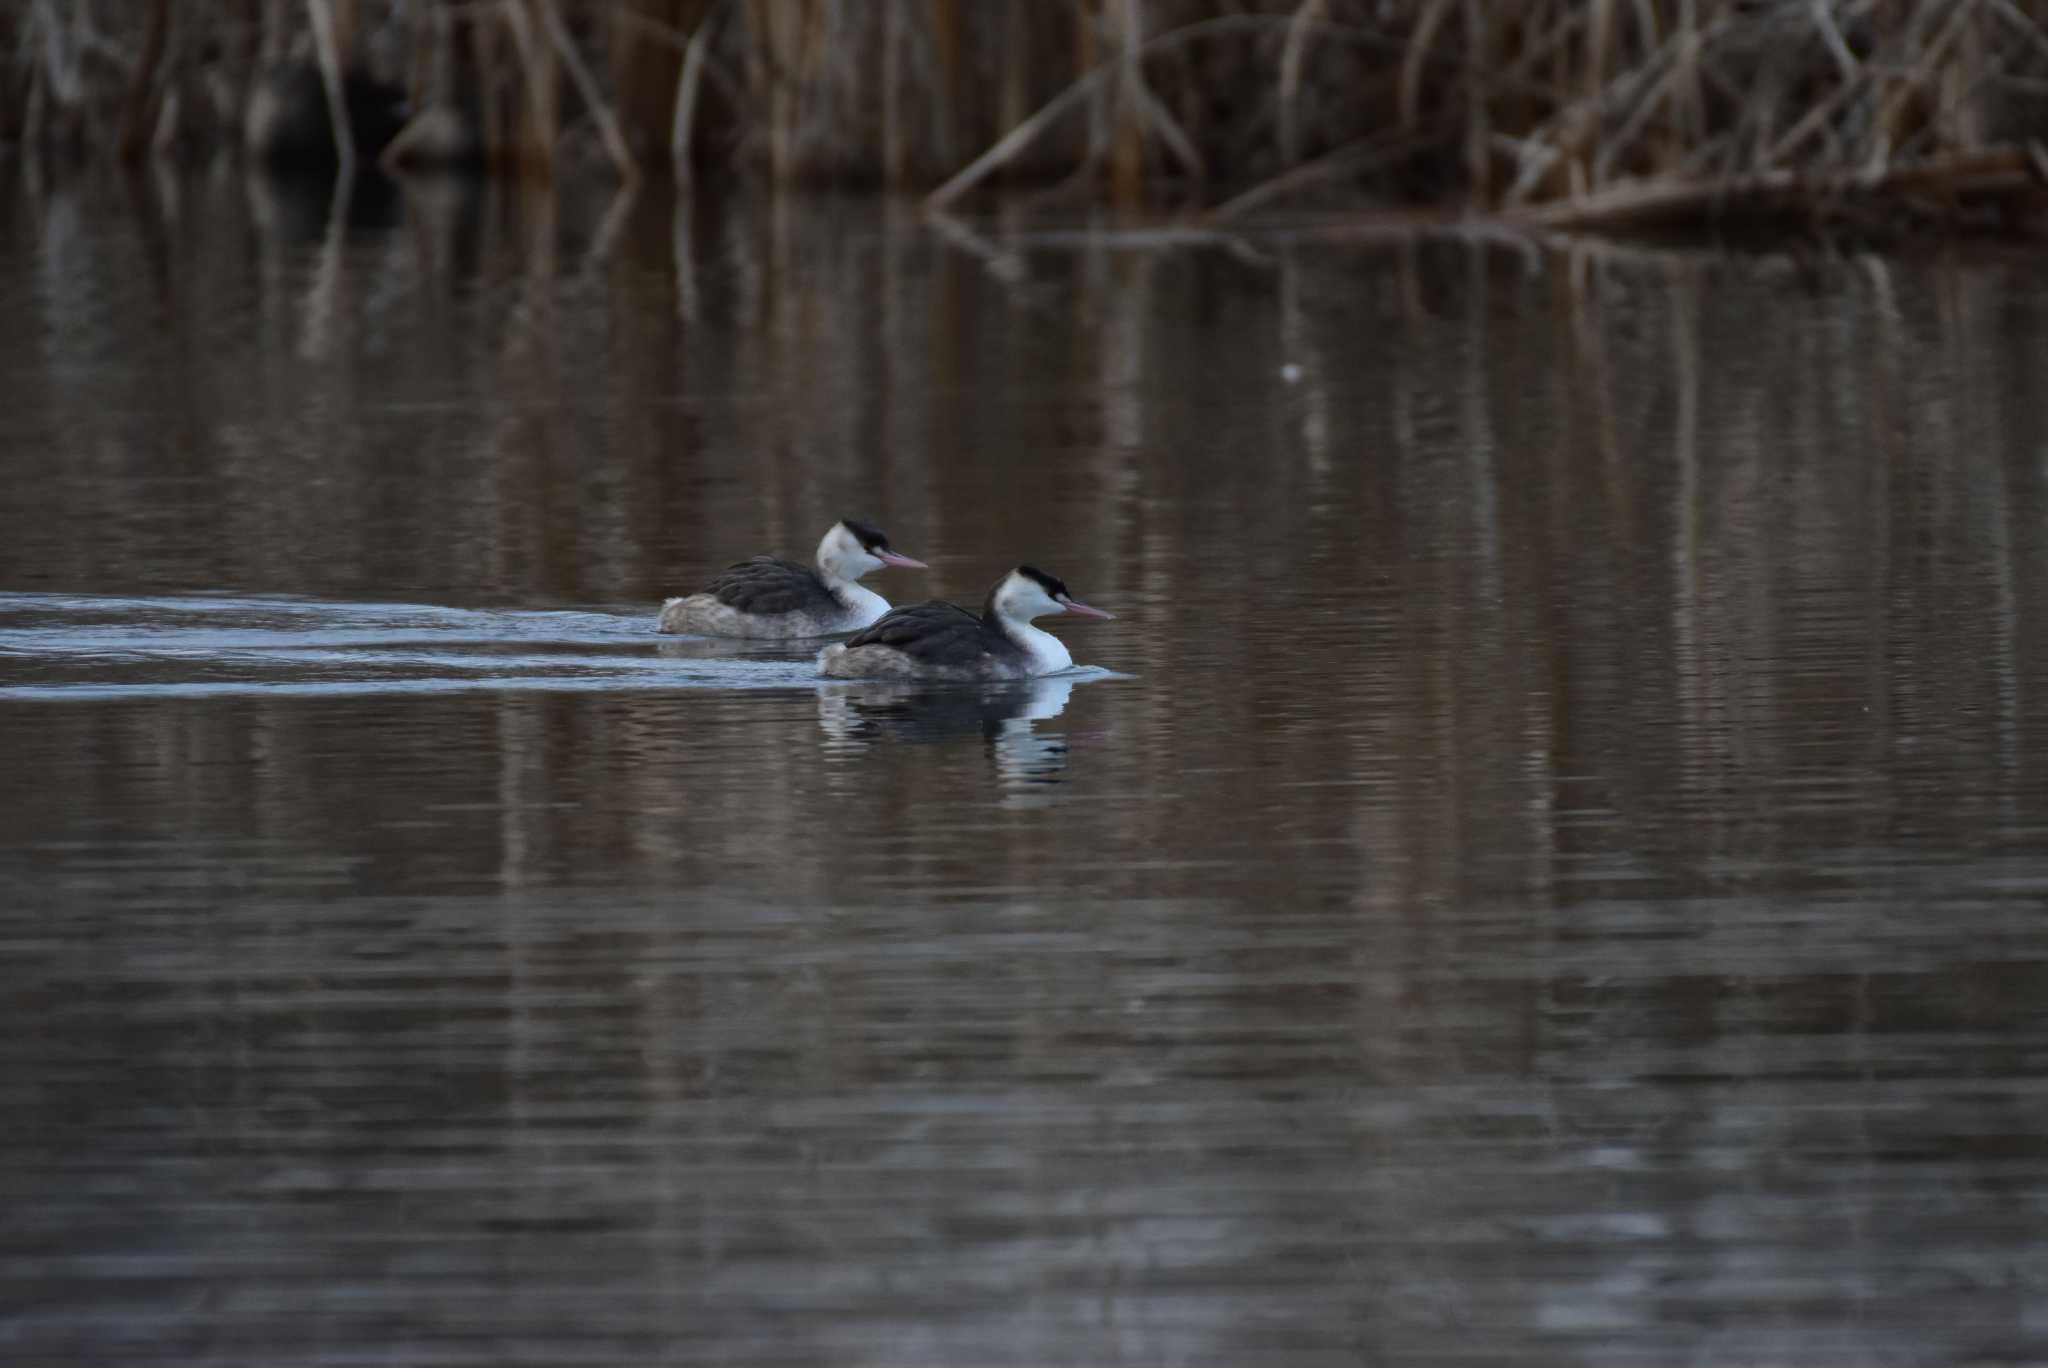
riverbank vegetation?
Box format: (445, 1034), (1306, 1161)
(8, 2), (2048, 233)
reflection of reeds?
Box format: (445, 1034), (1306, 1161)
(13, 171), (2048, 891)
(13, 3), (2048, 230)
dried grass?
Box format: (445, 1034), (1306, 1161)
(10, 1), (2048, 234)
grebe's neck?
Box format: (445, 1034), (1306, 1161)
(983, 581), (1073, 674)
(1003, 620), (1074, 674)
(832, 579), (890, 627)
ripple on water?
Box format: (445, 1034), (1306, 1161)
(0, 592), (861, 699)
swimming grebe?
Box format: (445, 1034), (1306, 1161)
(658, 519), (927, 638)
(815, 565), (1112, 681)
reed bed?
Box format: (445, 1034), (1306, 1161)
(9, 1), (2048, 233)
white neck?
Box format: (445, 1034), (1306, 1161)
(998, 618), (1073, 674)
(986, 572), (1076, 674)
(832, 580), (891, 627)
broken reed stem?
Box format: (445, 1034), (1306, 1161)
(500, 0), (552, 175)
(1400, 0), (1456, 130)
(1277, 0), (1325, 165)
(671, 10), (715, 179)
(1111, 0), (1145, 204)
(535, 0), (637, 181)
(927, 47), (1104, 209)
(116, 0), (169, 160)
(1205, 121), (1447, 222)
(305, 0), (357, 173)
(1511, 145), (2040, 232)
(1990, 0), (2048, 61)
(925, 11), (1423, 210)
(1868, 0), (1981, 175)
(1464, 0), (1488, 200)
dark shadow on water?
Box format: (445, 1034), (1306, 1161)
(815, 672), (1108, 799)
(245, 165), (409, 243)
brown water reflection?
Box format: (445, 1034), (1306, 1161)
(4, 169), (2048, 1365)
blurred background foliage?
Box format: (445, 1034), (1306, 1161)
(8, 1), (2048, 230)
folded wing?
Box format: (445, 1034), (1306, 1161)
(841, 601), (993, 661)
(702, 556), (837, 616)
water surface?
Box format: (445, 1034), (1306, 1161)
(5, 172), (2048, 1365)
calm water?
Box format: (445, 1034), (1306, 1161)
(5, 168), (2048, 1366)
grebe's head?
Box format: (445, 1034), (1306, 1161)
(991, 565), (1114, 623)
(817, 519), (927, 582)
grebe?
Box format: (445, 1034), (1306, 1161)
(658, 519), (927, 638)
(816, 565), (1112, 681)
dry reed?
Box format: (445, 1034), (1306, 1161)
(8, 1), (2048, 233)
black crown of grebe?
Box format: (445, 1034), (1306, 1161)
(658, 518), (927, 638)
(816, 564), (1114, 681)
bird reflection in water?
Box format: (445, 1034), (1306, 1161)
(817, 673), (1081, 804)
